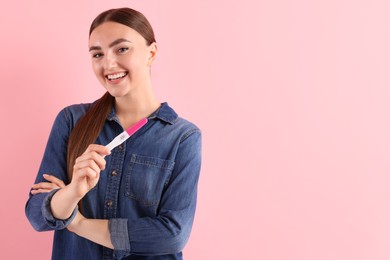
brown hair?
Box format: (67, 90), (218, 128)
(66, 8), (156, 182)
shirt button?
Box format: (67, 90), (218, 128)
(118, 145), (123, 150)
(111, 170), (117, 176)
(106, 200), (113, 207)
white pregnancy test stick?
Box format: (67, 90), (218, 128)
(105, 118), (148, 151)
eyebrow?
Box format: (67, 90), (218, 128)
(89, 38), (132, 51)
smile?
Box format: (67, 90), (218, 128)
(106, 72), (128, 81)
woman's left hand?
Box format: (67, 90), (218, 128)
(31, 174), (65, 195)
(30, 174), (86, 231)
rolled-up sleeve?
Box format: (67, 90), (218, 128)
(41, 189), (78, 229)
(109, 219), (131, 259)
(25, 108), (72, 231)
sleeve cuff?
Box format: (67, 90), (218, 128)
(109, 218), (131, 258)
(41, 189), (78, 230)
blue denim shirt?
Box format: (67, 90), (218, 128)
(25, 102), (202, 260)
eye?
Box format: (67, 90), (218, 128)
(118, 47), (129, 53)
(92, 53), (103, 59)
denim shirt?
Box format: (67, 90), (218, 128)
(25, 102), (202, 260)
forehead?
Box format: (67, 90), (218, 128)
(89, 22), (144, 47)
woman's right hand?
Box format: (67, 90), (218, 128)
(69, 144), (111, 198)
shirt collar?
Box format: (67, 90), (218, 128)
(107, 102), (178, 125)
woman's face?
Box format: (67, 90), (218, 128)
(89, 22), (157, 98)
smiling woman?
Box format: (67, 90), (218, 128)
(25, 7), (202, 260)
(89, 22), (157, 100)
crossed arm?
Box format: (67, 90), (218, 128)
(31, 144), (114, 249)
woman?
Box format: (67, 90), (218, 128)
(25, 7), (202, 260)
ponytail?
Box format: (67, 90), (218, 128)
(66, 92), (114, 182)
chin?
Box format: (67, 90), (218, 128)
(106, 88), (131, 98)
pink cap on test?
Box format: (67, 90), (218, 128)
(126, 118), (148, 136)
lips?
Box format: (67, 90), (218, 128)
(105, 72), (128, 81)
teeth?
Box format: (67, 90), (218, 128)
(107, 72), (126, 80)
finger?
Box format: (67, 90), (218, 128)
(74, 159), (102, 175)
(83, 144), (111, 156)
(31, 188), (56, 195)
(43, 174), (65, 188)
(75, 152), (107, 170)
(75, 167), (99, 180)
(32, 182), (60, 190)
(76, 153), (106, 170)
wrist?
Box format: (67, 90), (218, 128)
(50, 184), (83, 220)
(67, 182), (88, 200)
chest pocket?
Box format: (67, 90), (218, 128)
(125, 154), (175, 206)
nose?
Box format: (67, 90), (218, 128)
(103, 52), (117, 70)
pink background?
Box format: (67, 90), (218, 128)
(2, 0), (390, 259)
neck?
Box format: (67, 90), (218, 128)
(114, 84), (160, 129)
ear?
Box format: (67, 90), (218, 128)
(147, 42), (157, 66)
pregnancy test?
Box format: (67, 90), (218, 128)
(105, 118), (148, 151)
